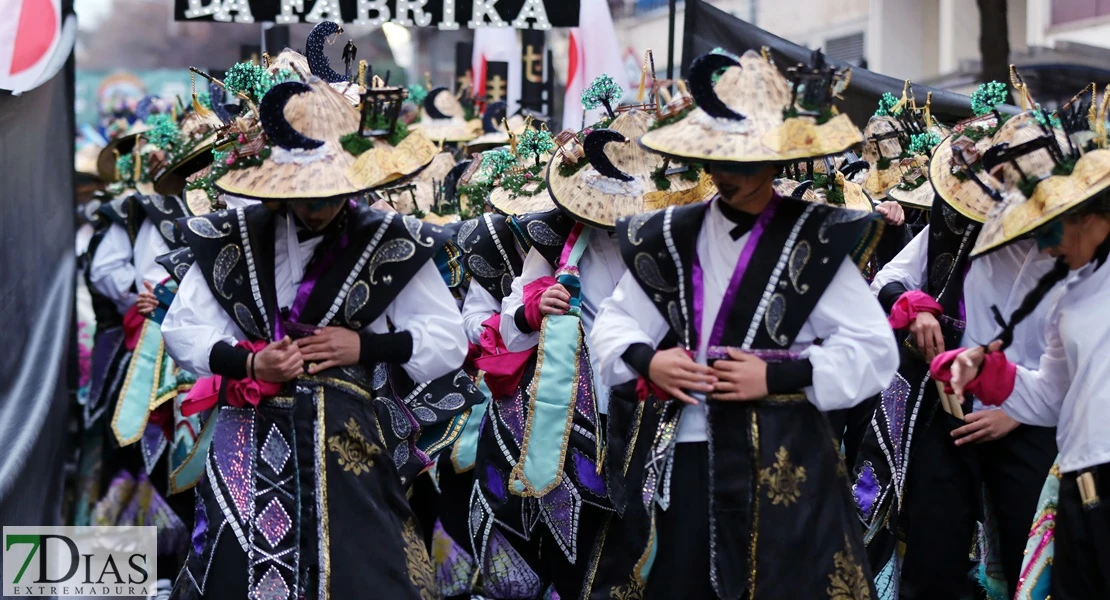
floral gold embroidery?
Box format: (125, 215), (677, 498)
(826, 536), (871, 600)
(402, 519), (438, 600)
(327, 417), (381, 476)
(759, 446), (807, 506)
(609, 576), (645, 600)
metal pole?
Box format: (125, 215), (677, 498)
(667, 0), (677, 80)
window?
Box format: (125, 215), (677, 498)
(1052, 0), (1110, 25)
(825, 32), (865, 67)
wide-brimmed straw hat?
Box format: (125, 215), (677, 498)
(777, 158), (874, 212)
(77, 142), (104, 180)
(972, 94), (1110, 255)
(152, 107), (225, 195)
(466, 102), (528, 152)
(215, 78), (365, 200)
(413, 87), (481, 143)
(97, 122), (150, 181)
(931, 111), (1049, 224)
(373, 151), (458, 215)
(639, 50), (861, 164)
(547, 108), (715, 229)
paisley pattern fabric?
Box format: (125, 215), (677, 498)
(586, 199), (881, 599)
(137, 194), (192, 250)
(851, 194), (981, 586)
(456, 212), (525, 301)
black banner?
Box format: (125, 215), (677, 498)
(175, 0), (578, 28)
(484, 61), (509, 103)
(681, 0), (1018, 127)
(455, 41), (473, 93)
(519, 30), (544, 113)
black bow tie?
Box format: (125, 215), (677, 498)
(717, 200), (759, 241)
(297, 227), (325, 243)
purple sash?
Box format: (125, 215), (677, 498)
(691, 196), (782, 349)
(274, 202), (355, 339)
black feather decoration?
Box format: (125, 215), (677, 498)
(260, 81), (325, 151)
(306, 21), (346, 84)
(424, 87), (452, 120)
(688, 53), (746, 122)
(584, 129), (634, 181)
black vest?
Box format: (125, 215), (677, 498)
(455, 213), (524, 301)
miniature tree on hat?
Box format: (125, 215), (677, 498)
(970, 81), (1009, 116)
(517, 128), (555, 166)
(874, 92), (900, 117)
(582, 74), (623, 120)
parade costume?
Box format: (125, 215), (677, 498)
(931, 87), (1110, 600)
(585, 50), (895, 599)
(466, 100), (713, 598)
(858, 108), (1064, 599)
(164, 74), (478, 600)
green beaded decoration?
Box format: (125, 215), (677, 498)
(970, 81), (1009, 117)
(581, 74), (623, 119)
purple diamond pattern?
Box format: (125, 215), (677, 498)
(250, 565), (290, 600)
(255, 498), (292, 549)
(260, 426), (290, 475)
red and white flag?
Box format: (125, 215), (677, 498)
(561, 0), (628, 130)
(471, 27), (522, 114)
(0, 0), (75, 94)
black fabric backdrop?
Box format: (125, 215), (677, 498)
(681, 0), (1019, 127)
(0, 25), (75, 527)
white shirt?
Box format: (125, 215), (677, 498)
(592, 201), (899, 442)
(500, 228), (627, 413)
(869, 224), (930, 294)
(162, 211), (467, 383)
(89, 223), (138, 314)
(1003, 257), (1110, 473)
(132, 219), (172, 291)
(462, 283), (501, 345)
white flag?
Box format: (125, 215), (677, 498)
(561, 1), (628, 130)
(471, 27), (522, 115)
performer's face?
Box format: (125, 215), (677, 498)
(1045, 213), (1110, 270)
(292, 199), (346, 231)
(709, 164), (778, 214)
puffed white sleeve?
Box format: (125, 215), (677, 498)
(500, 247), (554, 352)
(140, 225), (173, 288)
(372, 259), (467, 383)
(1002, 308), (1069, 427)
(803, 258), (899, 411)
(89, 223), (138, 314)
(870, 224), (929, 294)
(461, 283), (501, 345)
(161, 265), (244, 378)
(590, 270), (669, 387)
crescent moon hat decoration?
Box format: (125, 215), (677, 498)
(547, 108), (716, 229)
(467, 105), (529, 152)
(776, 157), (875, 212)
(372, 151), (461, 219)
(413, 84), (481, 143)
(972, 89), (1110, 255)
(306, 21), (346, 84)
(639, 49), (861, 165)
(214, 77), (373, 201)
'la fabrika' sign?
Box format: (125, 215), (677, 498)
(174, 0), (578, 28)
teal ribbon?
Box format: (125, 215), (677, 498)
(509, 228), (592, 496)
(451, 379), (491, 472)
(112, 320), (173, 446)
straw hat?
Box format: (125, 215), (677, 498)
(153, 108), (225, 195)
(776, 165), (874, 213)
(929, 112), (1044, 224)
(547, 108), (715, 229)
(466, 102), (528, 152)
(97, 121), (150, 181)
(214, 77), (369, 200)
(484, 144), (559, 217)
(639, 50), (861, 164)
(373, 152), (457, 215)
(76, 142), (104, 180)
(266, 49), (310, 79)
(413, 87), (481, 143)
(972, 102), (1110, 255)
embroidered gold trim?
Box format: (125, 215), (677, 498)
(327, 417), (381, 476)
(826, 535), (871, 600)
(402, 518), (438, 600)
(748, 410), (761, 598)
(622, 401), (646, 477)
(421, 410), (470, 457)
(581, 513), (612, 597)
(168, 412), (217, 494)
(759, 446), (808, 507)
